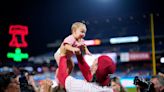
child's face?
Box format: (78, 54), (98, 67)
(73, 27), (86, 39)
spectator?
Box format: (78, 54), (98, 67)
(135, 72), (164, 92)
(150, 73), (164, 92)
(0, 72), (20, 92)
(39, 79), (53, 92)
(111, 76), (127, 92)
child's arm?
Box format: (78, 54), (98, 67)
(62, 35), (81, 54)
(64, 44), (81, 54)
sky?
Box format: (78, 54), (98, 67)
(0, 0), (163, 60)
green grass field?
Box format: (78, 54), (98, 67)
(126, 87), (136, 92)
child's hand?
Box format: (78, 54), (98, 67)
(72, 48), (81, 55)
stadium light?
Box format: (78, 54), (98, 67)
(109, 36), (139, 44)
(84, 39), (101, 46)
(160, 57), (164, 63)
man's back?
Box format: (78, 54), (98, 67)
(65, 76), (114, 92)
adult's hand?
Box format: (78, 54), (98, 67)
(39, 79), (53, 92)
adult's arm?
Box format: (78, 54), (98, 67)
(76, 54), (92, 82)
(57, 56), (68, 87)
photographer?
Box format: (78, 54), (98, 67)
(19, 69), (38, 92)
(0, 72), (20, 92)
(150, 73), (164, 92)
(134, 72), (164, 92)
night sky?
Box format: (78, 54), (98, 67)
(0, 0), (163, 60)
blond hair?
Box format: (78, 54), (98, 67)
(71, 22), (86, 32)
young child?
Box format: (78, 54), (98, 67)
(54, 22), (91, 87)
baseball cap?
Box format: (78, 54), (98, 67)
(96, 55), (116, 86)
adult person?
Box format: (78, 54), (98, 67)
(111, 76), (127, 92)
(57, 52), (116, 92)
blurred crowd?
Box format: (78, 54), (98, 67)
(0, 65), (164, 92)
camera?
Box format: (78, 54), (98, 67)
(19, 69), (30, 91)
(19, 69), (35, 92)
(133, 76), (155, 92)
